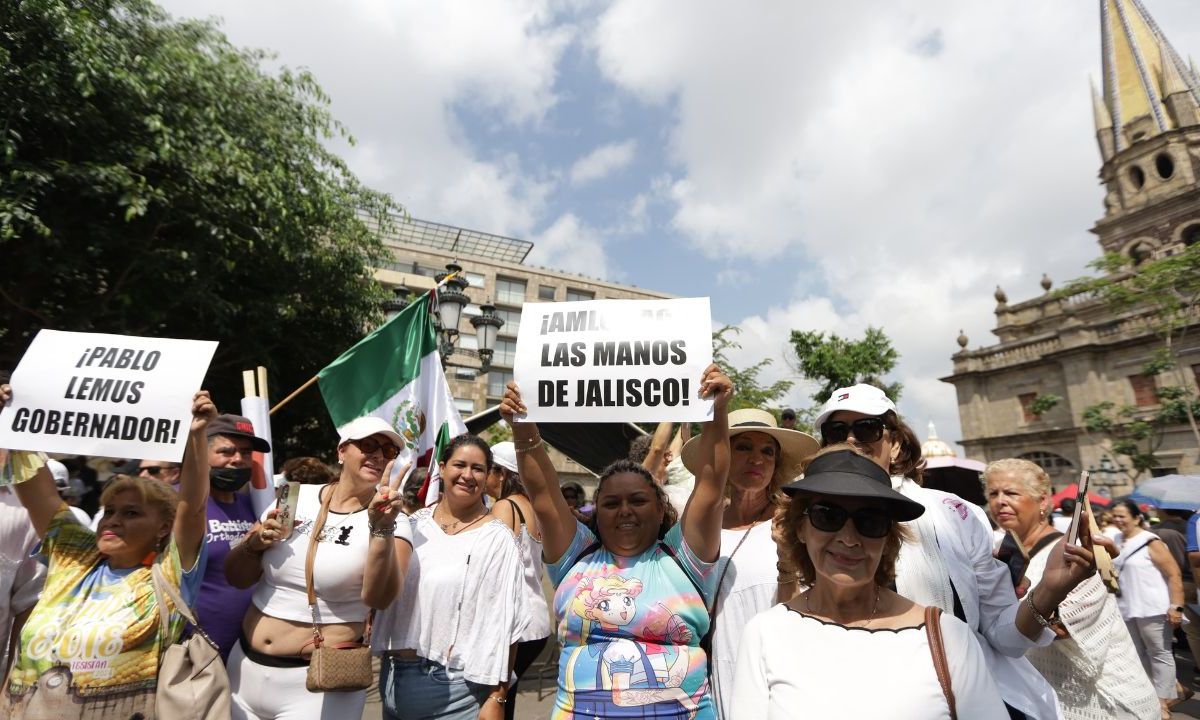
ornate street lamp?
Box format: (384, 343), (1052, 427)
(384, 262), (505, 376)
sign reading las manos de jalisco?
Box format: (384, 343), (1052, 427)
(0, 330), (218, 461)
(513, 297), (714, 424)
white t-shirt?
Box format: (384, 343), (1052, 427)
(1114, 531), (1170, 620)
(731, 603), (1008, 720)
(710, 521), (778, 720)
(251, 483), (412, 625)
(0, 488), (45, 673)
(372, 507), (526, 684)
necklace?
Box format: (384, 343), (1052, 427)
(806, 589), (882, 628)
(435, 503), (488, 535)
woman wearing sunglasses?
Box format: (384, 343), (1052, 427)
(816, 384), (1096, 720)
(731, 445), (1007, 719)
(224, 416), (411, 720)
(678, 408), (817, 719)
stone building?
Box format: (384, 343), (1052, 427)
(943, 0), (1200, 494)
(367, 214), (673, 491)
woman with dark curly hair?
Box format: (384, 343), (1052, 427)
(499, 364), (731, 720)
(731, 444), (1008, 719)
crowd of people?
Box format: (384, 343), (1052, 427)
(0, 369), (1196, 720)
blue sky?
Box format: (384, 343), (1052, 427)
(158, 0), (1200, 452)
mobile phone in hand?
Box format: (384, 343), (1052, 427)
(1065, 471), (1090, 546)
(274, 480), (301, 540)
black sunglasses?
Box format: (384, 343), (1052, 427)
(352, 436), (401, 460)
(820, 417), (886, 445)
(805, 500), (891, 539)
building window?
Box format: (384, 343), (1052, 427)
(492, 339), (516, 366)
(454, 368), (476, 381)
(1016, 451), (1074, 474)
(454, 397), (475, 415)
(538, 285), (556, 301)
(495, 278), (526, 305)
(566, 288), (595, 302)
(458, 334), (478, 350)
(1129, 374), (1157, 407)
(1150, 467), (1178, 478)
(494, 307), (521, 336)
(465, 271), (485, 288)
(1018, 392), (1038, 423)
(1192, 364), (1200, 389)
(488, 370), (513, 398)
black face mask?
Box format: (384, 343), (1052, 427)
(210, 466), (252, 492)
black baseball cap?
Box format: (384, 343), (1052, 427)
(781, 408), (797, 420)
(781, 450), (924, 521)
(206, 414), (271, 453)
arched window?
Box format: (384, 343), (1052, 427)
(1183, 224), (1200, 247)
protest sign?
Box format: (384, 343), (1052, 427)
(513, 297), (713, 423)
(0, 330), (218, 461)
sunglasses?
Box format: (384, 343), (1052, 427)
(139, 466), (166, 476)
(352, 436), (400, 460)
(820, 417), (886, 445)
(804, 500), (891, 539)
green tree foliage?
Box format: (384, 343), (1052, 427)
(789, 326), (902, 405)
(1029, 394), (1061, 417)
(1, 0), (401, 459)
(1060, 246), (1200, 452)
(712, 326), (794, 413)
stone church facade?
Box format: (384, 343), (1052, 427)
(942, 0), (1200, 494)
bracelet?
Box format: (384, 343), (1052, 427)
(488, 694), (507, 705)
(370, 523), (396, 538)
(1025, 593), (1059, 630)
(514, 436), (543, 453)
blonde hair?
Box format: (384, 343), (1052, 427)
(100, 474), (179, 543)
(981, 458), (1051, 499)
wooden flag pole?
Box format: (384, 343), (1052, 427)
(270, 375), (318, 415)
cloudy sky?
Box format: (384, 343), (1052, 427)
(159, 0), (1200, 451)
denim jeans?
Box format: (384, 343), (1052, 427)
(379, 656), (491, 720)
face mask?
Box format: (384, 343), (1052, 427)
(210, 466), (252, 492)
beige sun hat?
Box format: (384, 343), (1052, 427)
(680, 408), (819, 480)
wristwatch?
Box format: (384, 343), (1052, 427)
(1171, 605), (1185, 613)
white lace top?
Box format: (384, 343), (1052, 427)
(1024, 544), (1159, 720)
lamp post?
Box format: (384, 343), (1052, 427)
(384, 262), (504, 376)
(1087, 455), (1125, 492)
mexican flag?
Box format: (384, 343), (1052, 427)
(317, 291), (465, 502)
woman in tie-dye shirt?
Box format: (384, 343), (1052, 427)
(0, 386), (214, 720)
(498, 364), (732, 720)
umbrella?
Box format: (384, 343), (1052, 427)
(1126, 474), (1200, 511)
(1051, 483), (1112, 508)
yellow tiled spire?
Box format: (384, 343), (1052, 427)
(1098, 0), (1200, 150)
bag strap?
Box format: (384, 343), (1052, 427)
(502, 497), (526, 526)
(305, 483), (336, 646)
(151, 562), (219, 654)
(1030, 530), (1064, 558)
(924, 605), (957, 720)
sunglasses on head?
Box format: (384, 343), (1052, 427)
(820, 417), (886, 445)
(352, 436), (400, 460)
(804, 500), (891, 539)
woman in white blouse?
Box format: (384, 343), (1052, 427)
(372, 434), (526, 720)
(984, 458), (1159, 720)
(1111, 499), (1185, 717)
(732, 445), (1014, 719)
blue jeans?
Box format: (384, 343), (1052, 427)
(379, 656), (491, 720)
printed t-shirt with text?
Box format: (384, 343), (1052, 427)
(547, 522), (716, 719)
(6, 509), (206, 696)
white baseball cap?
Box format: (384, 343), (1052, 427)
(46, 459), (70, 486)
(814, 384), (898, 430)
(490, 441), (518, 474)
(337, 416), (405, 449)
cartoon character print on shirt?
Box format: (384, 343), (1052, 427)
(294, 517), (355, 546)
(563, 573), (705, 719)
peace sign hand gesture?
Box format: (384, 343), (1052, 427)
(367, 459), (411, 530)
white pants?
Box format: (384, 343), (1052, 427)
(1126, 616), (1178, 700)
(228, 641), (368, 720)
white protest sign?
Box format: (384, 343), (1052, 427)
(0, 330), (218, 461)
(513, 297), (713, 423)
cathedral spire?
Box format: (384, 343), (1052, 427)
(1099, 0), (1200, 150)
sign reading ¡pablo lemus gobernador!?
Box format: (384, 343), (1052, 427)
(513, 297), (713, 424)
(0, 330), (218, 461)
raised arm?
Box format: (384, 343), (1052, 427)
(501, 381), (576, 564)
(174, 390), (216, 570)
(680, 364), (732, 563)
(1, 384), (63, 539)
(361, 460), (410, 609)
(642, 421), (673, 480)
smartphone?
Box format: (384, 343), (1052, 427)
(274, 480), (301, 540)
(996, 529), (1030, 587)
(1065, 471), (1090, 546)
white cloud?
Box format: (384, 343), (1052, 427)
(158, 0), (573, 237)
(570, 139), (638, 185)
(527, 213), (614, 281)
